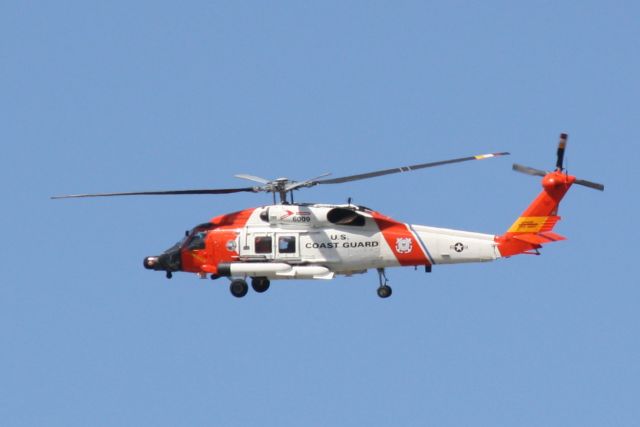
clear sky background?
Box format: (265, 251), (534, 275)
(2, 1), (638, 426)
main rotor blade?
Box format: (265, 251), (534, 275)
(234, 174), (271, 184)
(51, 187), (258, 199)
(512, 163), (547, 177)
(315, 152), (510, 185)
(285, 172), (332, 192)
(574, 178), (605, 191)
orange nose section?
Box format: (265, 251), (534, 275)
(181, 249), (208, 273)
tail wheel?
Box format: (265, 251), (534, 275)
(230, 279), (249, 298)
(377, 285), (392, 299)
(251, 277), (270, 293)
(376, 268), (392, 298)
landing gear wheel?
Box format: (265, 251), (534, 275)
(251, 277), (270, 293)
(166, 271), (173, 279)
(230, 279), (249, 298)
(376, 268), (392, 298)
(377, 285), (392, 299)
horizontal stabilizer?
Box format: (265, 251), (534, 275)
(513, 232), (566, 245)
(538, 231), (566, 242)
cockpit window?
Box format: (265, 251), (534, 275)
(186, 231), (207, 250)
(182, 223), (214, 251)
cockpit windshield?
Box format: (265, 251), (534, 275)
(182, 223), (214, 251)
(186, 231), (206, 250)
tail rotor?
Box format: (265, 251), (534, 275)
(512, 133), (604, 191)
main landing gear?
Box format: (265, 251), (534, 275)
(376, 268), (392, 299)
(229, 277), (271, 298)
(251, 277), (270, 293)
(229, 279), (248, 298)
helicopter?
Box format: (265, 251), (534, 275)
(52, 133), (603, 298)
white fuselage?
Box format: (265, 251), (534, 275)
(223, 204), (500, 280)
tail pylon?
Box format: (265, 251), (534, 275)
(496, 133), (603, 257)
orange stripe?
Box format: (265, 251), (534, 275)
(372, 212), (430, 266)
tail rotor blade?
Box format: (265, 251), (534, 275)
(574, 178), (605, 191)
(556, 133), (568, 171)
(512, 163), (547, 177)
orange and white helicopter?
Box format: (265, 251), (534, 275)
(53, 134), (603, 298)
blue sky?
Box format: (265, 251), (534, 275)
(2, 1), (638, 425)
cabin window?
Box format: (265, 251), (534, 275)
(327, 208), (366, 226)
(278, 236), (296, 254)
(254, 236), (272, 254)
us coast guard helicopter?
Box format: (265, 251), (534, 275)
(52, 134), (603, 298)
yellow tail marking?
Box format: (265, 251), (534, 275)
(508, 216), (550, 233)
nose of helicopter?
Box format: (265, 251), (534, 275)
(143, 256), (159, 269)
(143, 248), (183, 272)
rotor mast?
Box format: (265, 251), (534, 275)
(272, 178), (292, 204)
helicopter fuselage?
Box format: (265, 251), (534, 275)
(144, 203), (500, 281)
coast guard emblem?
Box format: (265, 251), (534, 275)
(395, 237), (413, 254)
